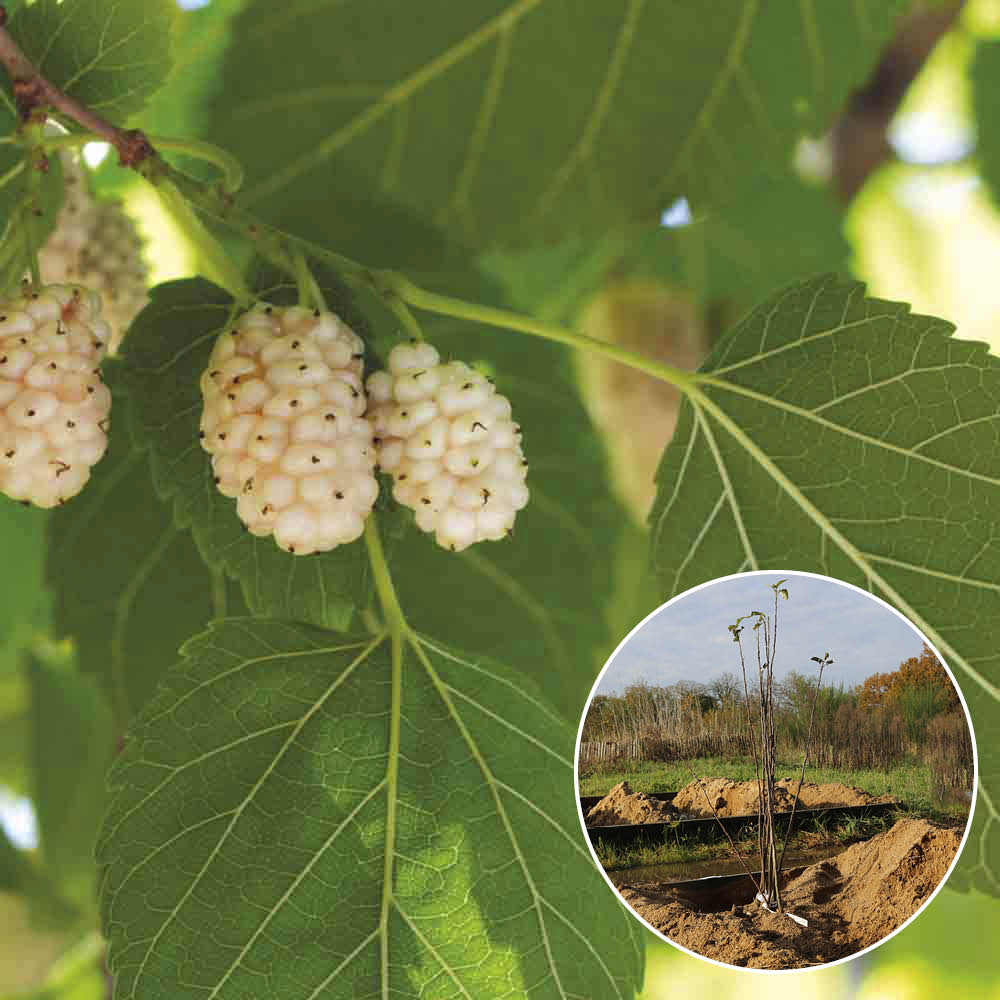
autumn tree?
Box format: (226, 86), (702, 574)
(858, 643), (959, 711)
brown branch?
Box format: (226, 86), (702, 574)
(0, 5), (153, 166)
(676, 758), (763, 900)
(831, 2), (965, 201)
(776, 659), (827, 876)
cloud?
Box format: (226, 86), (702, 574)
(595, 573), (930, 696)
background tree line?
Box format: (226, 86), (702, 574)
(583, 645), (971, 787)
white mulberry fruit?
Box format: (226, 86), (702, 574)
(0, 283), (112, 508)
(199, 303), (377, 555)
(367, 343), (529, 552)
(70, 202), (149, 356)
(37, 155), (95, 273)
(37, 154), (149, 355)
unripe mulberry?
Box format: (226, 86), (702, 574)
(71, 202), (149, 355)
(199, 304), (377, 555)
(37, 155), (95, 273)
(367, 343), (529, 552)
(0, 284), (112, 508)
(37, 154), (148, 355)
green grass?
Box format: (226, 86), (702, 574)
(578, 754), (969, 820)
(594, 811), (898, 871)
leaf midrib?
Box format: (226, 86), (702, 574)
(245, 0), (547, 204)
(110, 625), (618, 998)
(687, 384), (1000, 708)
(698, 374), (1000, 490)
(409, 635), (624, 998)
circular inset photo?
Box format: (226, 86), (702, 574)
(575, 571), (976, 972)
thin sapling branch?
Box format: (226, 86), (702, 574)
(777, 651), (834, 876)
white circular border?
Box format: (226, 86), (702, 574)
(573, 569), (980, 976)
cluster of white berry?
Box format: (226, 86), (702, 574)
(0, 284), (111, 508)
(198, 303), (378, 555)
(199, 311), (529, 555)
(2, 161), (530, 554)
(367, 343), (529, 552)
(36, 154), (148, 354)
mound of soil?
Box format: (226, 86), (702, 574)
(619, 817), (961, 969)
(585, 781), (681, 826)
(671, 777), (898, 818)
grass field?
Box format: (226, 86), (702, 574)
(578, 754), (969, 819)
(580, 754), (970, 870)
(592, 811), (897, 870)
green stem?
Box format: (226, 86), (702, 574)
(35, 132), (94, 153)
(364, 517), (407, 637)
(389, 276), (698, 392)
(148, 135), (244, 194)
(22, 215), (39, 284)
(0, 156), (25, 191)
(293, 251), (328, 312)
(39, 931), (104, 992)
(142, 159), (367, 279)
(386, 294), (424, 342)
(380, 617), (403, 988)
(138, 159), (698, 395)
(154, 178), (252, 305)
(21, 139), (45, 286)
(363, 515), (404, 989)
(32, 131), (243, 194)
(210, 567), (228, 619)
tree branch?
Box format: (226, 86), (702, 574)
(0, 4), (153, 166)
(831, 2), (964, 201)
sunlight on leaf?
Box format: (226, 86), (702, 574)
(98, 619), (643, 999)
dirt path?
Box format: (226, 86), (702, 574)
(671, 777), (899, 818)
(618, 818), (961, 969)
(585, 781), (680, 826)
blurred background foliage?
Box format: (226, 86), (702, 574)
(2, 0), (1000, 995)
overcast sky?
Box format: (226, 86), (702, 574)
(595, 573), (936, 696)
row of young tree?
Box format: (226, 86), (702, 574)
(583, 645), (971, 786)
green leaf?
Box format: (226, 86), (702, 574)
(206, 1), (903, 263)
(634, 178), (850, 308)
(98, 619), (644, 999)
(866, 887), (1000, 986)
(46, 405), (246, 720)
(0, 115), (64, 293)
(28, 649), (112, 907)
(973, 39), (1000, 210)
(372, 271), (625, 719)
(8, 0), (177, 124)
(114, 278), (372, 631)
(0, 667), (30, 793)
(140, 0), (248, 149)
(0, 823), (33, 894)
(0, 498), (49, 644)
(647, 274), (1000, 894)
(485, 175), (849, 323)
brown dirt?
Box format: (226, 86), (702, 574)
(618, 818), (962, 969)
(585, 781), (681, 826)
(671, 777), (899, 817)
